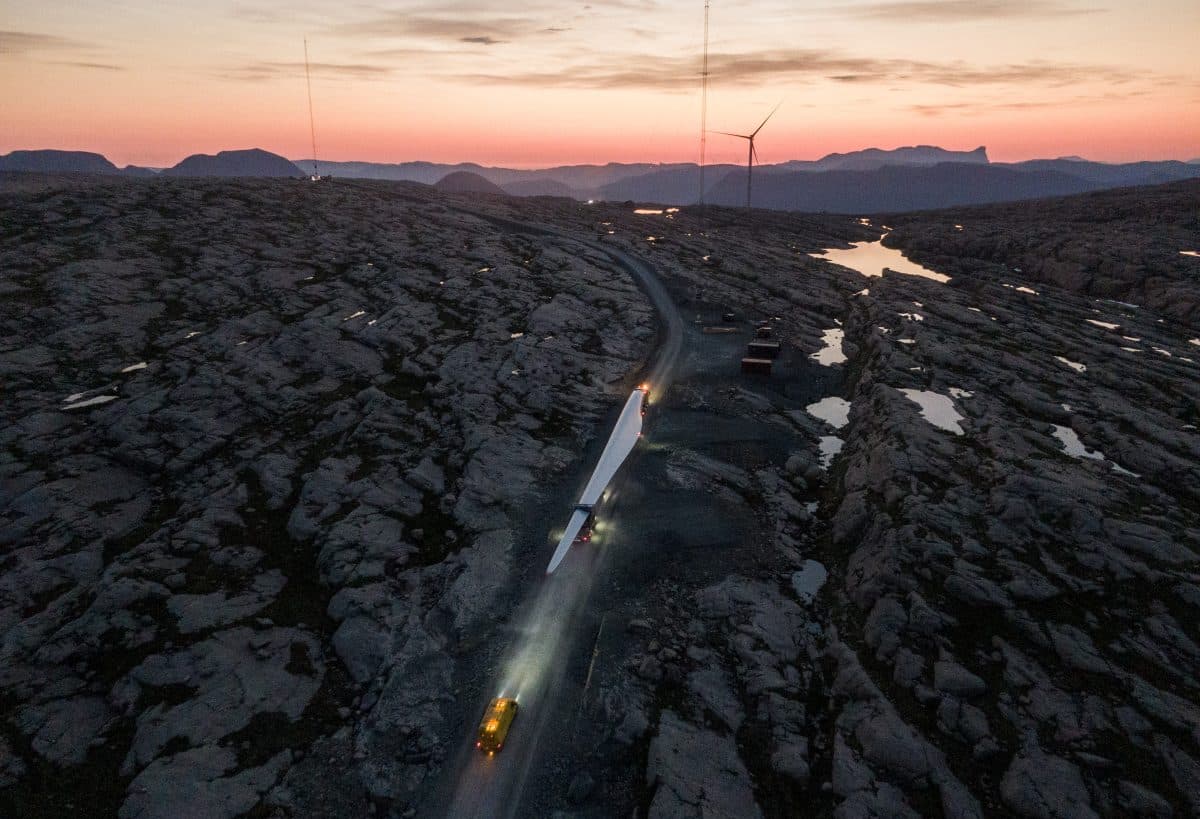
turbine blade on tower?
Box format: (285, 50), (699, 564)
(751, 102), (783, 137)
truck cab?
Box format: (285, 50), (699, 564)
(574, 505), (596, 543)
(476, 697), (518, 754)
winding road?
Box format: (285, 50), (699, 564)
(431, 208), (686, 818)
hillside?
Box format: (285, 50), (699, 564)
(161, 148), (301, 178)
(706, 162), (1101, 212)
(434, 170), (507, 195)
(0, 150), (119, 174)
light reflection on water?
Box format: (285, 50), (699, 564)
(812, 239), (950, 283)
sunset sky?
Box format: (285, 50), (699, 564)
(2, 1), (1198, 168)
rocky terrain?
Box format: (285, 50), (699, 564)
(884, 179), (1200, 325)
(0, 174), (655, 817)
(2, 173), (1199, 818)
(461, 184), (1200, 817)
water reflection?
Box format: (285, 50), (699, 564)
(811, 239), (950, 283)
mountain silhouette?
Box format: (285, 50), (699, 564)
(434, 171), (507, 195)
(161, 149), (301, 178)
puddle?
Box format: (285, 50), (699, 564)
(634, 208), (664, 215)
(1002, 283), (1039, 295)
(1055, 356), (1087, 373)
(1181, 251), (1199, 258)
(121, 362), (148, 373)
(954, 224), (964, 231)
(1052, 425), (1103, 460)
(791, 560), (828, 605)
(819, 435), (843, 468)
(811, 329), (847, 365)
(806, 397), (851, 429)
(1086, 319), (1120, 330)
(899, 389), (965, 435)
(63, 395), (117, 411)
(811, 239), (950, 283)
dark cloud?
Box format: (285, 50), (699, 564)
(461, 36), (504, 45)
(334, 14), (535, 42)
(0, 30), (90, 55)
(55, 61), (124, 71)
(223, 60), (393, 81)
(451, 47), (1145, 91)
(841, 0), (1103, 21)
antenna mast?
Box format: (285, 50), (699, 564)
(699, 0), (710, 207)
(304, 37), (319, 179)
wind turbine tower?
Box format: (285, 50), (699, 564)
(714, 103), (780, 210)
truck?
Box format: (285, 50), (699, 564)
(574, 505), (597, 543)
(476, 697), (519, 754)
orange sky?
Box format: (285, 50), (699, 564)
(2, 1), (1198, 168)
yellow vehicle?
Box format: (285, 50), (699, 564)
(476, 697), (518, 754)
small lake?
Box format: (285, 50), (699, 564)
(812, 239), (950, 283)
(811, 328), (846, 366)
(899, 389), (965, 435)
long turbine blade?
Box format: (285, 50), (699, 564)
(751, 101), (783, 138)
(710, 131), (751, 139)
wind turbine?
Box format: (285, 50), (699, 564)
(713, 102), (781, 209)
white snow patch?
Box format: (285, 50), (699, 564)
(121, 362), (148, 373)
(343, 311), (366, 321)
(1152, 347), (1173, 357)
(1181, 250), (1200, 258)
(806, 397), (851, 429)
(634, 208), (664, 215)
(898, 312), (924, 322)
(854, 288), (870, 297)
(510, 332), (525, 339)
(967, 307), (982, 313)
(898, 339), (916, 345)
(1016, 286), (1038, 295)
(949, 388), (974, 399)
(1086, 319), (1120, 330)
(899, 389), (965, 435)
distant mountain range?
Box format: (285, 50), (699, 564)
(0, 148), (300, 179)
(0, 149), (155, 176)
(5, 145), (1199, 213)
